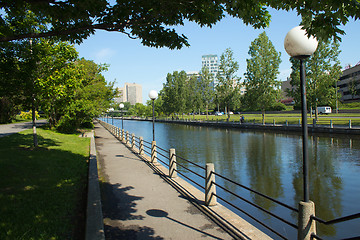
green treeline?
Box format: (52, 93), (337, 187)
(138, 32), (342, 123)
(0, 39), (116, 132)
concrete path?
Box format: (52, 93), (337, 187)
(94, 122), (235, 240)
(0, 120), (47, 137)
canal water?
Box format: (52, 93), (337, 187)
(102, 118), (360, 239)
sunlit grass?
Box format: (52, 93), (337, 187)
(161, 112), (360, 126)
(0, 128), (90, 240)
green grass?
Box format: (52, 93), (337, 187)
(161, 112), (360, 126)
(0, 128), (90, 240)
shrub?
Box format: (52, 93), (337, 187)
(19, 110), (40, 120)
(56, 114), (78, 133)
(269, 102), (287, 111)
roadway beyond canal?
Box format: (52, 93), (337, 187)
(94, 121), (272, 240)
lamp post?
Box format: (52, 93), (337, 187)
(284, 26), (318, 202)
(119, 103), (124, 129)
(149, 90), (158, 141)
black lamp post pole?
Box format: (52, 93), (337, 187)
(300, 58), (309, 202)
(152, 99), (155, 141)
(121, 110), (124, 129)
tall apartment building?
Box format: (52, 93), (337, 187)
(115, 82), (142, 105)
(337, 63), (360, 102)
(202, 54), (219, 86)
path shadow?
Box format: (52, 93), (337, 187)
(101, 182), (164, 239)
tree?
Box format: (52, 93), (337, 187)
(55, 58), (116, 132)
(215, 48), (241, 120)
(348, 77), (360, 100)
(1, 0), (359, 47)
(243, 32), (282, 124)
(161, 71), (188, 115)
(186, 75), (202, 118)
(199, 67), (215, 119)
(286, 40), (342, 120)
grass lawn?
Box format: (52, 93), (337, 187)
(0, 128), (90, 240)
(164, 112), (360, 126)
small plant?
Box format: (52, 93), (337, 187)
(19, 110), (40, 120)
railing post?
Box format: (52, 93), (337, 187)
(151, 141), (157, 163)
(139, 137), (144, 156)
(121, 129), (125, 143)
(131, 133), (135, 149)
(205, 163), (217, 206)
(330, 120), (333, 128)
(169, 148), (177, 178)
(126, 131), (129, 145)
(349, 120), (352, 128)
(298, 201), (316, 240)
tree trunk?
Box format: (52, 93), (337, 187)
(262, 110), (265, 125)
(206, 104), (208, 120)
(32, 98), (38, 147)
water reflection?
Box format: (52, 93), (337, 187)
(245, 133), (284, 211)
(291, 136), (343, 237)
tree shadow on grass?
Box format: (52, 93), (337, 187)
(0, 131), (88, 240)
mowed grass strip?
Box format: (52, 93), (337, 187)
(0, 128), (90, 240)
(170, 113), (360, 126)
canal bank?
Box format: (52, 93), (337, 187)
(125, 117), (360, 135)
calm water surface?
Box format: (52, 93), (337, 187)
(102, 118), (360, 239)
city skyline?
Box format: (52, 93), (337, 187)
(75, 9), (360, 104)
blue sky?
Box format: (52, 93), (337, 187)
(75, 9), (360, 104)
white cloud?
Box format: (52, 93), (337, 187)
(95, 48), (116, 62)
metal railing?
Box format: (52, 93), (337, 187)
(98, 119), (360, 240)
(310, 213), (360, 240)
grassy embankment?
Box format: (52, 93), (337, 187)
(168, 112), (360, 126)
(0, 128), (90, 240)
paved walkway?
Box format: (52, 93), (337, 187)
(0, 120), (47, 137)
(94, 122), (236, 240)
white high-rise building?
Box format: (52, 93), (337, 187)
(115, 82), (142, 105)
(202, 54), (219, 75)
(202, 54), (219, 87)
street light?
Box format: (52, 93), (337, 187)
(149, 90), (158, 141)
(109, 108), (114, 125)
(284, 26), (318, 202)
(119, 103), (124, 129)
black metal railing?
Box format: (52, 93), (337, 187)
(310, 213), (360, 240)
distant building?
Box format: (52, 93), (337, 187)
(281, 78), (295, 98)
(280, 78), (295, 105)
(186, 71), (200, 80)
(115, 82), (142, 105)
(202, 54), (219, 86)
(338, 63), (360, 102)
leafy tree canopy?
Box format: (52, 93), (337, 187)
(1, 0), (359, 48)
(243, 32), (282, 111)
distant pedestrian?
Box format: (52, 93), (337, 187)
(241, 116), (245, 123)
